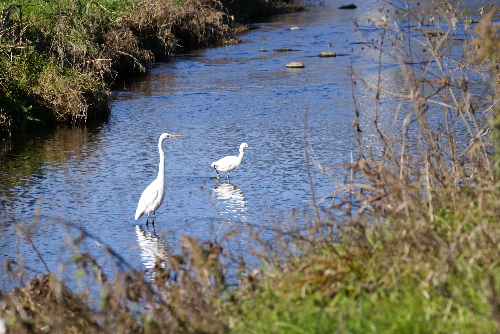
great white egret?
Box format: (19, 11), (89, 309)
(211, 143), (252, 179)
(135, 133), (182, 226)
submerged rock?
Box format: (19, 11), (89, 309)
(290, 26), (300, 30)
(339, 4), (357, 9)
(422, 30), (445, 37)
(274, 48), (297, 52)
(223, 38), (241, 45)
(286, 61), (304, 68)
(463, 19), (479, 24)
(318, 52), (336, 57)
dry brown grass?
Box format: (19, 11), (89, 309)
(3, 274), (101, 334)
(0, 232), (227, 333)
(101, 0), (232, 75)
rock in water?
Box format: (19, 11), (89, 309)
(286, 61), (305, 68)
(339, 4), (357, 9)
(318, 52), (337, 57)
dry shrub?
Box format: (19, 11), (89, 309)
(101, 235), (226, 333)
(346, 1), (495, 219)
(468, 10), (500, 76)
(29, 2), (101, 71)
(1, 0), (236, 132)
(2, 274), (101, 334)
(227, 0), (500, 317)
(27, 0), (234, 76)
(104, 0), (231, 74)
(468, 9), (500, 173)
(32, 67), (105, 123)
(0, 1), (111, 129)
(0, 231), (226, 333)
(102, 27), (154, 74)
(331, 2), (500, 294)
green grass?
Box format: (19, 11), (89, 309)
(222, 187), (500, 333)
(226, 218), (500, 333)
(228, 274), (498, 334)
(0, 0), (115, 133)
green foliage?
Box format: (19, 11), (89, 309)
(229, 282), (497, 334)
(0, 93), (40, 131)
(172, 0), (185, 7)
(226, 202), (500, 333)
(0, 49), (43, 131)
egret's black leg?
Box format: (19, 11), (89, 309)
(227, 171), (230, 179)
(146, 214), (149, 227)
(215, 169), (220, 179)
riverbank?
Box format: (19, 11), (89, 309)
(0, 0), (303, 137)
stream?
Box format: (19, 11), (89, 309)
(0, 0), (491, 292)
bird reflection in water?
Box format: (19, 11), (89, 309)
(135, 224), (167, 279)
(212, 180), (248, 241)
(212, 180), (247, 215)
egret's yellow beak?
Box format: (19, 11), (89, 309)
(170, 135), (183, 137)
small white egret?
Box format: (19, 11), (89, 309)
(211, 143), (252, 179)
(135, 133), (182, 226)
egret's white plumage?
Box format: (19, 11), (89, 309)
(211, 143), (251, 179)
(135, 133), (182, 225)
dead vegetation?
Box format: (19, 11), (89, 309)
(0, 235), (227, 334)
(101, 0), (233, 75)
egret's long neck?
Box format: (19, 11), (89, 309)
(238, 147), (245, 161)
(157, 138), (165, 180)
